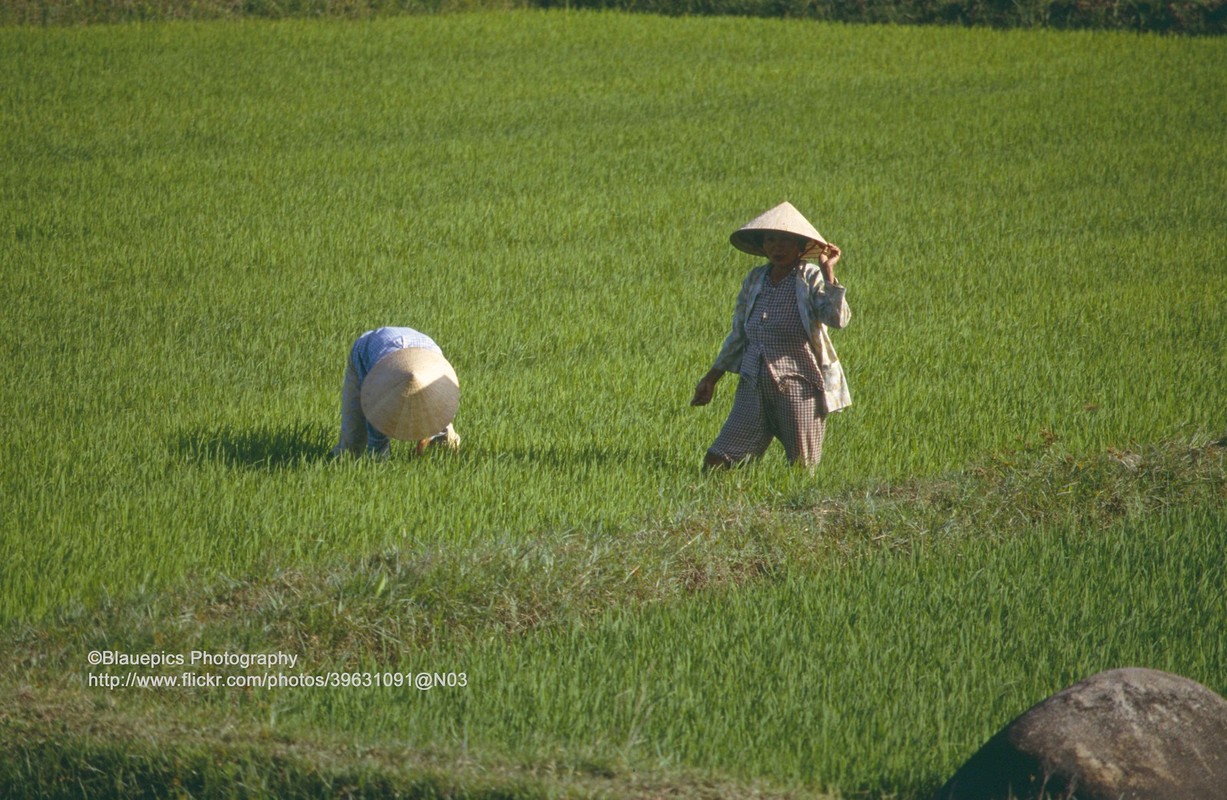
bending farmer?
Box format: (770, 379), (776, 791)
(332, 326), (460, 458)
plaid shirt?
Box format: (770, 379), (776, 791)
(712, 261), (852, 413)
(742, 270), (825, 390)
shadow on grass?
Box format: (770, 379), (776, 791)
(177, 422), (331, 470)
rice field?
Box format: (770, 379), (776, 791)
(1, 11), (1225, 798)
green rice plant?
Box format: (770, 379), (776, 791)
(1, 11), (1225, 798)
(5, 438), (1224, 797)
(3, 13), (1224, 622)
(8, 485), (1219, 797)
(278, 504), (1224, 796)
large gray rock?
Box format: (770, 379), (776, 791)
(932, 668), (1227, 800)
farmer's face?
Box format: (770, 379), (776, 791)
(763, 232), (806, 268)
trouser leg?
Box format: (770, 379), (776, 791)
(332, 354), (367, 457)
(767, 377), (827, 468)
(365, 420), (390, 457)
(707, 375), (774, 467)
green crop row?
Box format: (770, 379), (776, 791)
(4, 12), (1223, 622)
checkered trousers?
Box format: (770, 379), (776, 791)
(709, 271), (827, 468)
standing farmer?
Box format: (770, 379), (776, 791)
(691, 202), (851, 470)
(332, 326), (460, 459)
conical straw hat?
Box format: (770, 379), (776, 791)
(360, 348), (459, 441)
(729, 201), (827, 258)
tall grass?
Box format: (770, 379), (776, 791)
(315, 506), (1226, 795)
(1, 12), (1225, 797)
(3, 14), (1223, 621)
(7, 489), (1224, 797)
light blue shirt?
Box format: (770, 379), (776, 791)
(350, 327), (442, 378)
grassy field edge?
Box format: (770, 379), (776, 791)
(8, 432), (1225, 661)
(0, 699), (825, 800)
(4, 433), (1223, 798)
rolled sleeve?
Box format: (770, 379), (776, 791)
(811, 280), (850, 330)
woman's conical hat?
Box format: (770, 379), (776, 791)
(729, 201), (827, 258)
(360, 348), (459, 441)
